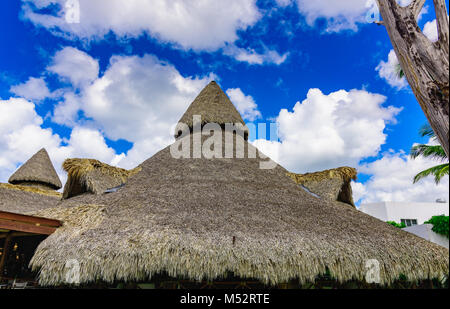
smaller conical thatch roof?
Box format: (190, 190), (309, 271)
(175, 81), (249, 138)
(8, 148), (62, 190)
(62, 158), (141, 199)
(287, 167), (357, 207)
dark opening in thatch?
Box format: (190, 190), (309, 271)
(62, 158), (141, 199)
(287, 167), (357, 207)
(8, 148), (62, 190)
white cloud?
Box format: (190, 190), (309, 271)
(21, 0), (261, 51)
(47, 47), (99, 88)
(49, 51), (215, 168)
(294, 0), (371, 32)
(376, 49), (408, 90)
(226, 88), (261, 121)
(52, 92), (82, 126)
(290, 0), (425, 32)
(422, 16), (449, 43)
(252, 88), (401, 173)
(354, 149), (449, 204)
(0, 97), (121, 186)
(423, 19), (438, 42)
(223, 45), (289, 65)
(275, 0), (293, 7)
(10, 77), (52, 101)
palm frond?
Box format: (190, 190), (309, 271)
(413, 163), (449, 184)
(410, 144), (448, 161)
(394, 63), (405, 78)
(418, 123), (435, 138)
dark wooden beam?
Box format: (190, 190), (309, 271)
(0, 211), (61, 228)
(0, 232), (13, 280)
(0, 219), (57, 235)
(0, 232), (41, 239)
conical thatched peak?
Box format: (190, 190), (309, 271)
(8, 148), (62, 190)
(175, 81), (248, 138)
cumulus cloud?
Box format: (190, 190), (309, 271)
(353, 148), (449, 204)
(294, 0), (372, 32)
(423, 19), (438, 42)
(21, 0), (261, 51)
(10, 77), (52, 101)
(422, 16), (449, 43)
(48, 50), (215, 168)
(47, 46), (99, 88)
(226, 88), (261, 121)
(52, 92), (82, 126)
(275, 0), (293, 7)
(376, 49), (408, 90)
(223, 45), (289, 65)
(287, 0), (423, 32)
(0, 97), (121, 186)
(252, 88), (401, 173)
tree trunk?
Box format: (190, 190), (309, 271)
(376, 0), (449, 157)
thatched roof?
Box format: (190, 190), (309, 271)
(0, 183), (61, 215)
(287, 167), (357, 207)
(175, 81), (249, 139)
(29, 82), (448, 287)
(8, 148), (62, 190)
(62, 158), (141, 199)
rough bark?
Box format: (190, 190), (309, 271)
(376, 0), (449, 157)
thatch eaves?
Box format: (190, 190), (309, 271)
(8, 148), (62, 190)
(0, 183), (61, 215)
(62, 158), (141, 199)
(287, 166), (357, 207)
(175, 81), (249, 139)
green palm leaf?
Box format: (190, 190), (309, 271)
(411, 123), (448, 184)
(395, 63), (405, 78)
(410, 144), (447, 161)
(413, 163), (449, 184)
(418, 123), (435, 139)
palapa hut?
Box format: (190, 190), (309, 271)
(16, 81), (449, 288)
(0, 149), (62, 283)
(1, 148), (62, 214)
(62, 158), (141, 199)
(287, 167), (357, 208)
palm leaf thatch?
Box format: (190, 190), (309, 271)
(0, 183), (60, 214)
(8, 148), (62, 190)
(29, 82), (448, 287)
(287, 167), (357, 207)
(62, 158), (141, 199)
(175, 81), (249, 139)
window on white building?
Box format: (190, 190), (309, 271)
(401, 219), (418, 227)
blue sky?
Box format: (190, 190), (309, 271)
(0, 0), (448, 204)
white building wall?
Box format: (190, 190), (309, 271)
(403, 224), (449, 249)
(360, 201), (449, 224)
